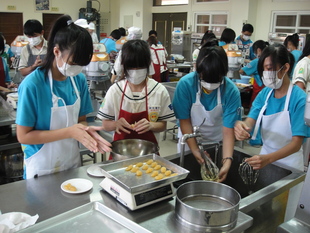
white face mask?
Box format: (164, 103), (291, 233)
(56, 55), (83, 77)
(242, 35), (251, 41)
(201, 80), (221, 91)
(127, 68), (148, 85)
(28, 36), (42, 46)
(262, 66), (285, 89)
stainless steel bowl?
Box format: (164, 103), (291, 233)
(111, 139), (159, 161)
(175, 180), (241, 231)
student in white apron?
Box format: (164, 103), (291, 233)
(234, 44), (309, 221)
(16, 15), (111, 179)
(173, 45), (242, 182)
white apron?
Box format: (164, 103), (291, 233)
(252, 83), (304, 221)
(178, 81), (223, 152)
(25, 71), (81, 179)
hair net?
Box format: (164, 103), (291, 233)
(127, 26), (142, 40)
(74, 19), (89, 29)
(88, 22), (95, 30)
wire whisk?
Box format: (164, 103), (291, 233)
(238, 158), (259, 193)
(200, 145), (219, 181)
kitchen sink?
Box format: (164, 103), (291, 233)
(165, 146), (305, 233)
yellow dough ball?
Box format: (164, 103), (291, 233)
(146, 168), (153, 174)
(142, 164), (149, 170)
(155, 173), (164, 180)
(154, 165), (161, 170)
(146, 159), (154, 165)
(131, 167), (139, 173)
(136, 170), (143, 176)
(151, 162), (158, 168)
(170, 173), (178, 177)
(125, 164), (133, 171)
(165, 170), (172, 176)
(136, 162), (143, 167)
(151, 171), (159, 177)
(160, 167), (167, 173)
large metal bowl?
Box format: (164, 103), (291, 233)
(175, 180), (241, 231)
(111, 139), (159, 161)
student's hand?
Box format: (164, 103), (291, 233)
(134, 118), (153, 134)
(245, 155), (267, 170)
(234, 120), (251, 141)
(115, 117), (132, 134)
(217, 159), (232, 183)
(32, 56), (42, 69)
(70, 124), (102, 152)
(192, 150), (205, 165)
(85, 126), (112, 154)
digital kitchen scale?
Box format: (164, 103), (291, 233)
(100, 177), (175, 210)
(98, 154), (189, 211)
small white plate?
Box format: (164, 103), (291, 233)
(61, 178), (93, 194)
(87, 165), (105, 177)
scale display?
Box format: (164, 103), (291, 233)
(134, 184), (173, 206)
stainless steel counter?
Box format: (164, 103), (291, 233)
(0, 163), (253, 233)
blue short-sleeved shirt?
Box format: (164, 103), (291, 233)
(1, 57), (11, 83)
(291, 50), (303, 75)
(16, 68), (93, 159)
(235, 35), (255, 60)
(172, 72), (241, 129)
(241, 58), (263, 87)
(248, 85), (309, 138)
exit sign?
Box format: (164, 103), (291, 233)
(7, 5), (16, 10)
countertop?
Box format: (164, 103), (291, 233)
(0, 161), (253, 233)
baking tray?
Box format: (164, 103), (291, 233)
(100, 154), (189, 193)
(19, 201), (151, 233)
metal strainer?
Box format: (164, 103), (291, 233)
(238, 158), (259, 193)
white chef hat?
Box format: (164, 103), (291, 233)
(74, 19), (89, 29)
(88, 22), (95, 30)
(127, 26), (142, 40)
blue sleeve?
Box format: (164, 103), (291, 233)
(75, 74), (93, 117)
(172, 72), (197, 120)
(219, 41), (226, 46)
(8, 48), (14, 58)
(242, 59), (257, 76)
(249, 46), (256, 60)
(2, 58), (11, 83)
(222, 78), (242, 128)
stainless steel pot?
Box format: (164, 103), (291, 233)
(0, 147), (24, 180)
(175, 180), (241, 231)
(111, 139), (159, 161)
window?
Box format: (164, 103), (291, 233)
(194, 12), (228, 37)
(272, 11), (310, 34)
(153, 0), (188, 6)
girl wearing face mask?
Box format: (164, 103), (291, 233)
(173, 46), (242, 183)
(97, 39), (175, 147)
(234, 44), (309, 220)
(16, 15), (112, 179)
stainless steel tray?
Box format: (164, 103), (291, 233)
(100, 154), (189, 193)
(19, 201), (151, 233)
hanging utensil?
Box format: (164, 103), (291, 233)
(238, 158), (259, 194)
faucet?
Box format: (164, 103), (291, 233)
(179, 118), (222, 167)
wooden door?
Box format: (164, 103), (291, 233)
(43, 13), (64, 40)
(0, 13), (23, 46)
(152, 13), (187, 57)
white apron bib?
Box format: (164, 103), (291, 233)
(25, 71), (81, 179)
(251, 83), (304, 221)
(178, 81), (223, 152)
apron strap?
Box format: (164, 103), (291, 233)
(251, 88), (273, 140)
(284, 82), (293, 111)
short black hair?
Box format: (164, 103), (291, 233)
(258, 44), (294, 77)
(196, 46), (228, 83)
(220, 28), (236, 44)
(24, 19), (43, 36)
(110, 29), (121, 40)
(284, 33), (299, 49)
(40, 15), (93, 75)
(242, 24), (254, 33)
(118, 27), (126, 36)
(252, 40), (269, 54)
(201, 30), (216, 46)
(149, 30), (157, 37)
(121, 39), (151, 77)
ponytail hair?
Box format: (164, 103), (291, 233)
(284, 33), (299, 49)
(40, 15), (93, 75)
(252, 40), (269, 54)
